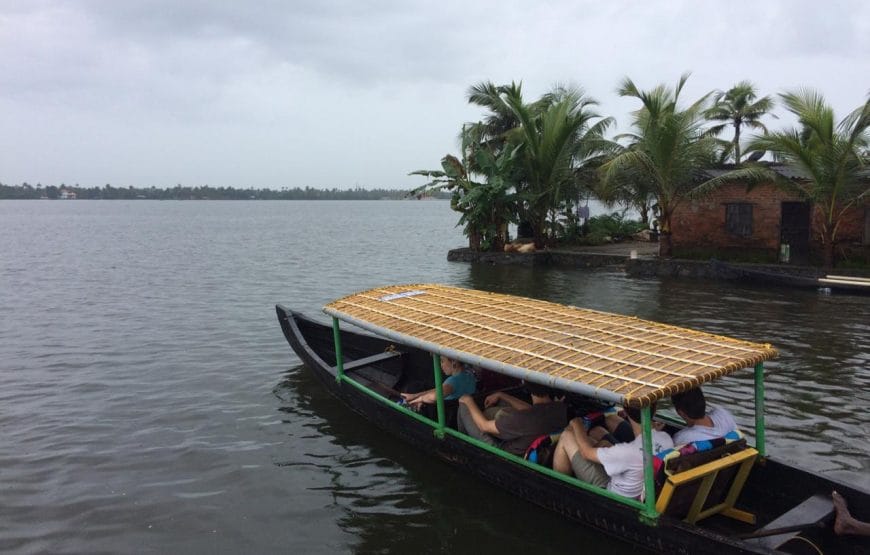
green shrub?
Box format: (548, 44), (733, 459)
(586, 212), (645, 241)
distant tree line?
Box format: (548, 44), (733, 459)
(0, 183), (429, 201)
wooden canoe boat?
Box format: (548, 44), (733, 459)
(276, 284), (870, 554)
(818, 275), (870, 293)
(711, 260), (870, 295)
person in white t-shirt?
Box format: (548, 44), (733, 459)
(552, 404), (673, 500)
(671, 388), (738, 445)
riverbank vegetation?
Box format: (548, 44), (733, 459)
(0, 183), (414, 201)
(412, 76), (870, 265)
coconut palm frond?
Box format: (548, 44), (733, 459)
(689, 165), (781, 199)
(704, 81), (776, 164)
(838, 97), (870, 145)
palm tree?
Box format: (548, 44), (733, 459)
(466, 81), (526, 152)
(504, 86), (613, 248)
(593, 161), (656, 227)
(601, 74), (720, 257)
(705, 81), (775, 166)
(465, 82), (536, 241)
(700, 90), (870, 267)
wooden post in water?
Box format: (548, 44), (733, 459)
(332, 317), (344, 384)
(432, 354), (446, 439)
(754, 362), (765, 457)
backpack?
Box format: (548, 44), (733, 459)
(524, 434), (555, 467)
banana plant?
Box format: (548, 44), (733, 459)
(410, 129), (519, 251)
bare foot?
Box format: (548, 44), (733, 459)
(833, 490), (851, 536)
(830, 490), (870, 537)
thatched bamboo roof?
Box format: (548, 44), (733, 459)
(324, 284), (777, 407)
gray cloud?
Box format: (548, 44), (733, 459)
(0, 0), (867, 188)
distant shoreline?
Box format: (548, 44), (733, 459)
(0, 183), (450, 201)
(0, 197), (444, 201)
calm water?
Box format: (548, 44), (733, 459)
(1, 200), (868, 554)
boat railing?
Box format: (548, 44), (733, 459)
(328, 315), (766, 526)
(328, 320), (654, 514)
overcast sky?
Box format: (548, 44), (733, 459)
(1, 1), (868, 190)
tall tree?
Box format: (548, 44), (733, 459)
(699, 90), (870, 267)
(705, 81), (775, 166)
(601, 74), (720, 257)
(505, 86), (613, 248)
(466, 81), (526, 152)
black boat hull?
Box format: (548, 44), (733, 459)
(276, 304), (869, 554)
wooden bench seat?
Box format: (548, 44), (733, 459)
(743, 493), (833, 550)
(337, 349), (405, 372)
(655, 440), (758, 525)
(337, 350), (406, 399)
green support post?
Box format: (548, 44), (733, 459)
(332, 318), (344, 384)
(639, 405), (659, 525)
(432, 354), (446, 439)
(754, 362), (766, 457)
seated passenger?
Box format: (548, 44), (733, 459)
(456, 381), (566, 456)
(400, 356), (476, 410)
(552, 405), (673, 500)
(594, 407), (637, 444)
(670, 387), (738, 445)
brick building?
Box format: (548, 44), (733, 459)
(670, 165), (870, 264)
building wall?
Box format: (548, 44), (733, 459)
(671, 182), (801, 250)
(823, 206), (869, 246)
(671, 182), (868, 253)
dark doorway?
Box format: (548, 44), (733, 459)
(780, 202), (811, 262)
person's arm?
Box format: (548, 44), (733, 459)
(401, 389), (430, 403)
(484, 391), (530, 411)
(407, 382), (455, 407)
(459, 395), (500, 436)
(569, 418), (601, 463)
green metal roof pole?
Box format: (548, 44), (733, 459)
(640, 406), (659, 525)
(432, 354), (446, 439)
(754, 362), (766, 457)
(332, 318), (345, 384)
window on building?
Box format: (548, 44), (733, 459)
(725, 203), (753, 238)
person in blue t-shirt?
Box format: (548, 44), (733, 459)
(401, 356), (476, 410)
